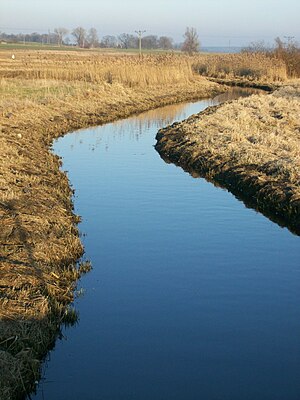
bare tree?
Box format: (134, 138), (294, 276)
(87, 27), (99, 48)
(141, 35), (158, 49)
(54, 27), (68, 46)
(273, 37), (300, 77)
(242, 40), (268, 53)
(72, 26), (86, 48)
(118, 33), (138, 49)
(101, 35), (118, 48)
(158, 36), (173, 50)
(181, 27), (200, 55)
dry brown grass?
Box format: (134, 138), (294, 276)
(193, 52), (287, 82)
(156, 82), (300, 233)
(0, 49), (222, 399)
(0, 51), (195, 86)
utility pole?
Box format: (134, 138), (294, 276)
(135, 30), (146, 57)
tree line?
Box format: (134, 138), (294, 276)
(0, 27), (201, 54)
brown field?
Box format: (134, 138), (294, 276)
(155, 82), (300, 233)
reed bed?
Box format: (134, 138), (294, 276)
(0, 52), (195, 86)
(193, 53), (287, 82)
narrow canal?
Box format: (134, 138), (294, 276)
(33, 89), (300, 400)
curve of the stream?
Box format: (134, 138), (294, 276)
(32, 89), (300, 400)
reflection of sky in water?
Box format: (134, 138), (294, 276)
(66, 88), (264, 153)
(34, 88), (300, 400)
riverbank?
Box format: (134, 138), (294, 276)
(155, 81), (300, 234)
(0, 50), (225, 400)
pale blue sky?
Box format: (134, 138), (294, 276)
(1, 0), (299, 46)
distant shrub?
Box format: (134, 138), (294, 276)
(241, 37), (300, 78)
(272, 37), (300, 78)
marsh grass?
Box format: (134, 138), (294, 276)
(193, 53), (287, 82)
(0, 52), (195, 86)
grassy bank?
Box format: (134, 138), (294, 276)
(0, 50), (224, 399)
(155, 82), (300, 234)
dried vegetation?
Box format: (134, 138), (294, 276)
(156, 82), (300, 233)
(193, 52), (287, 83)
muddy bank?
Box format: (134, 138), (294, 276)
(207, 77), (278, 92)
(0, 58), (223, 399)
(155, 82), (300, 235)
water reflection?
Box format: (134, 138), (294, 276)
(32, 87), (300, 400)
(64, 88), (266, 155)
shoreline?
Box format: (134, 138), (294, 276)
(155, 82), (300, 235)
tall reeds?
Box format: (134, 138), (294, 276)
(0, 53), (195, 87)
(192, 53), (287, 82)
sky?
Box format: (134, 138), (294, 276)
(1, 0), (299, 46)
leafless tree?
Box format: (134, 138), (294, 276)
(273, 37), (300, 77)
(54, 27), (69, 46)
(101, 35), (118, 48)
(241, 40), (268, 53)
(118, 33), (138, 49)
(141, 35), (158, 49)
(87, 27), (99, 48)
(181, 27), (200, 55)
(72, 26), (86, 48)
(158, 36), (173, 50)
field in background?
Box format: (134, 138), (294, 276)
(0, 49), (287, 102)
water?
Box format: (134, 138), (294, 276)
(202, 46), (242, 53)
(32, 90), (300, 400)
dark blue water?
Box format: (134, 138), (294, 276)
(33, 90), (300, 400)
